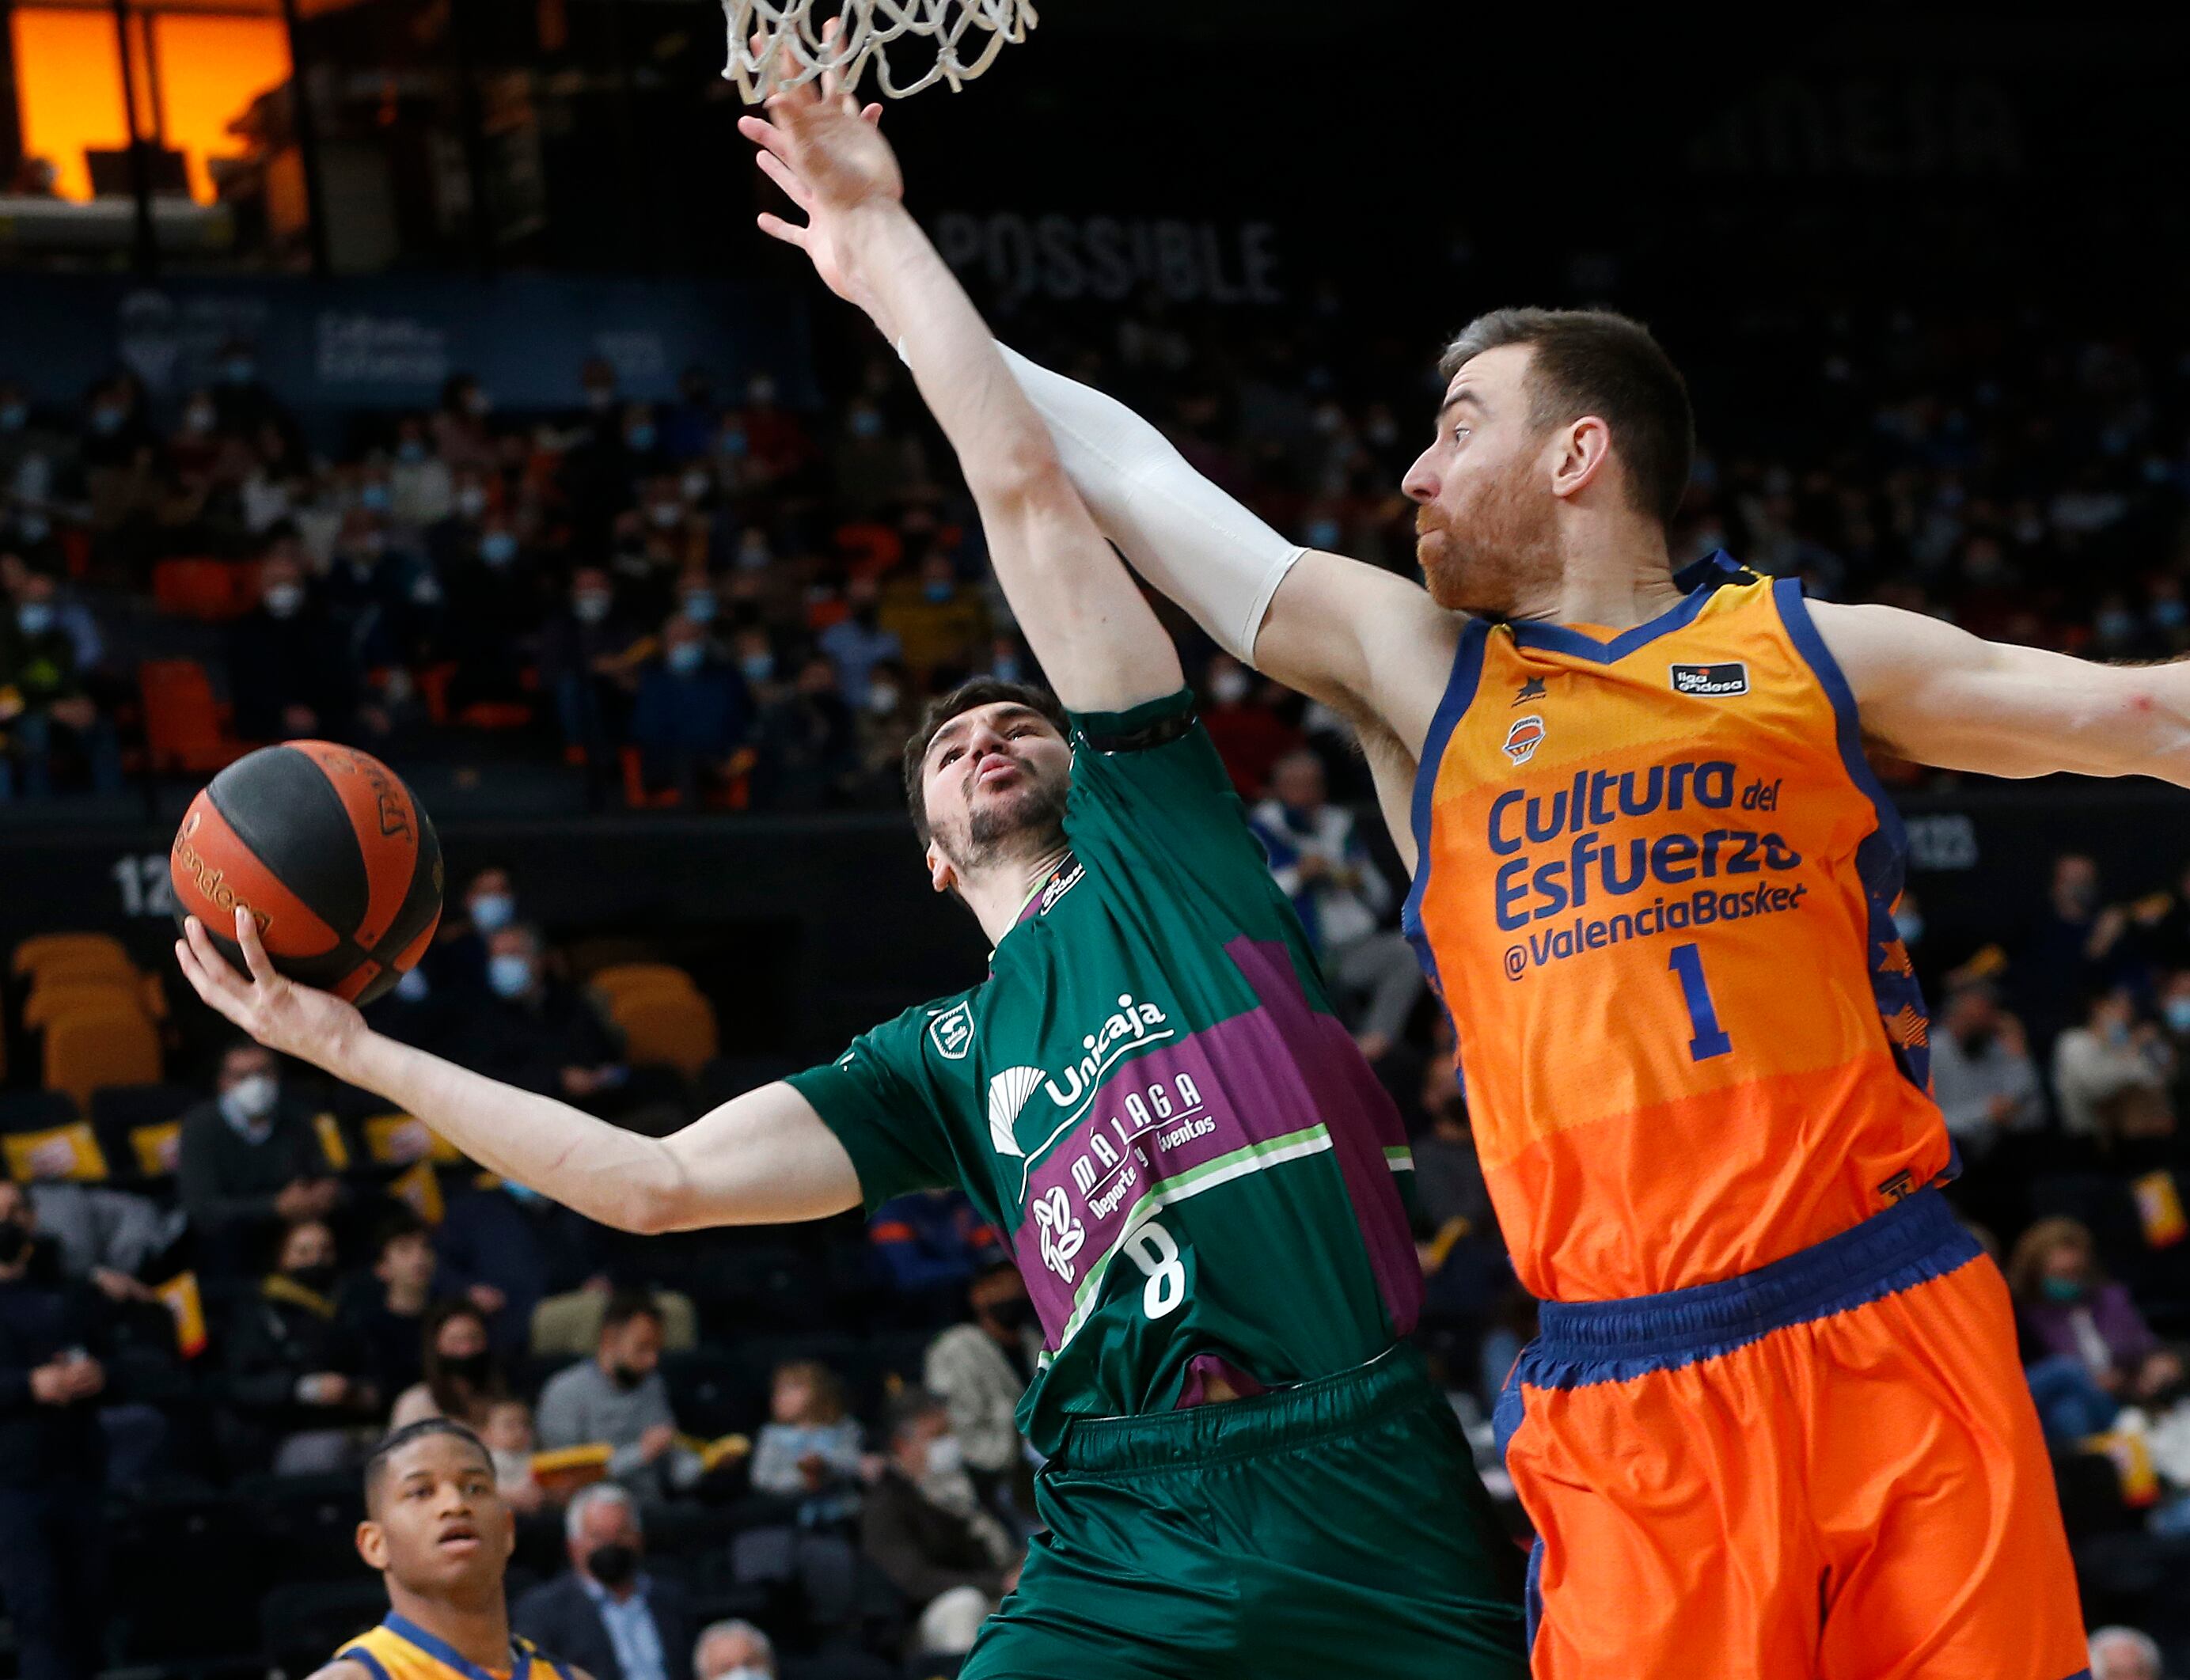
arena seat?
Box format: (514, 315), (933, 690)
(610, 986), (719, 1076)
(153, 557), (255, 621)
(91, 1083), (199, 1181)
(532, 1285), (699, 1358)
(0, 1090), (108, 1184)
(140, 658), (248, 775)
(258, 1580), (387, 1678)
(16, 941), (137, 988)
(42, 1004), (162, 1112)
(589, 961), (702, 1007)
(11, 931), (131, 980)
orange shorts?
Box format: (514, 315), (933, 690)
(1495, 1191), (2088, 1679)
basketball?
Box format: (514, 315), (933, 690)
(169, 741), (444, 1006)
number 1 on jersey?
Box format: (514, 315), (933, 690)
(1668, 942), (1733, 1061)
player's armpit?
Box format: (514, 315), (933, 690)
(1810, 599), (2190, 783)
(1254, 549), (1466, 759)
(302, 1659), (372, 1680)
(653, 1080), (864, 1231)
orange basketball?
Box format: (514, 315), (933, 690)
(170, 741), (445, 1005)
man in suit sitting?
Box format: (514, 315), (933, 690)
(512, 1483), (692, 1680)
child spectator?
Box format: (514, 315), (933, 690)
(750, 1358), (868, 1527)
(483, 1396), (546, 1514)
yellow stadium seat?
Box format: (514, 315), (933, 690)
(23, 979), (147, 1033)
(362, 1113), (463, 1166)
(2, 1121), (109, 1182)
(12, 932), (131, 980)
(611, 988), (718, 1078)
(42, 1007), (162, 1113)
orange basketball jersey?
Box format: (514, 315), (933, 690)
(1404, 556), (1952, 1302)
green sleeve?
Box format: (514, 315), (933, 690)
(1065, 687), (1267, 876)
(785, 1007), (958, 1214)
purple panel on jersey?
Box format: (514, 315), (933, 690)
(1008, 935), (1421, 1344)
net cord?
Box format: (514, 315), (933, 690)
(721, 0), (1036, 102)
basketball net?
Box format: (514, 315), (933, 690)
(721, 0), (1036, 102)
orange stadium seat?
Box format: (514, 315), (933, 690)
(42, 1006), (162, 1113)
(153, 558), (254, 621)
(589, 963), (702, 1007)
(140, 658), (248, 776)
(20, 944), (138, 988)
(22, 978), (144, 1033)
(611, 988), (718, 1079)
(12, 931), (131, 980)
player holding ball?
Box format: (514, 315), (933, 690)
(175, 59), (1528, 1680)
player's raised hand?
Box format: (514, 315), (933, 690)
(176, 906), (366, 1069)
(738, 24), (898, 319)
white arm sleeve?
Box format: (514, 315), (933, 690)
(986, 342), (1305, 662)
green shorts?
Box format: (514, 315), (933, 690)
(962, 1345), (1528, 1680)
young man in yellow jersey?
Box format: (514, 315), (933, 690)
(312, 1420), (586, 1680)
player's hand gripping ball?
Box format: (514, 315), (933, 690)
(169, 741), (444, 1004)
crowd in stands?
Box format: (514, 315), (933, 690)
(2, 294), (2190, 1677)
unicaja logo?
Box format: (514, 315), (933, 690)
(986, 1067), (1045, 1157)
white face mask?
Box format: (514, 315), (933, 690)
(718, 1668), (769, 1680)
(924, 1435), (963, 1478)
(221, 1073), (278, 1126)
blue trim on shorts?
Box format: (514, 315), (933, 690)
(1520, 1189), (1979, 1389)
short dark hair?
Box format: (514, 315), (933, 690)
(373, 1208), (429, 1258)
(884, 1386), (948, 1446)
(601, 1287), (662, 1336)
(899, 678), (1071, 847)
(363, 1417), (492, 1513)
(1439, 307), (1694, 528)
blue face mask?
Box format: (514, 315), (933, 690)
(17, 602), (54, 636)
(504, 1180), (545, 1207)
(480, 530), (519, 567)
(681, 592), (717, 624)
(1892, 910), (1924, 946)
(360, 484), (393, 513)
(718, 427), (749, 458)
(90, 408), (123, 435)
(397, 439), (427, 465)
(626, 424), (656, 453)
(2164, 998), (2190, 1034)
(487, 953), (534, 999)
(17, 514), (47, 544)
(2155, 599), (2188, 631)
(924, 579), (954, 605)
(2040, 1275), (2086, 1304)
(0, 403), (25, 430)
(850, 410), (884, 439)
(2097, 609), (2137, 643)
(223, 358), (256, 385)
(739, 651), (774, 682)
(1304, 519), (1342, 551)
(393, 966), (431, 1003)
(469, 892), (515, 934)
(668, 642), (705, 676)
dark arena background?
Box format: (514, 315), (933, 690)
(0, 4), (2188, 1678)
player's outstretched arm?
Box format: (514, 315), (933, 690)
(738, 74), (1179, 715)
(1811, 599), (2190, 782)
(996, 348), (1463, 754)
(176, 910), (860, 1234)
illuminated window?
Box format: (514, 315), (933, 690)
(9, 2), (292, 205)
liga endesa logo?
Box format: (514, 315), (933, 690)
(1503, 715), (1546, 766)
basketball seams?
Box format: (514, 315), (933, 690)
(206, 745), (372, 943)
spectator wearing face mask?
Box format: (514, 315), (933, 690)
(176, 1041), (345, 1276)
(534, 1291), (702, 1500)
(1199, 652), (1304, 798)
(226, 551), (359, 742)
(2011, 1219), (2181, 1412)
(860, 1390), (1021, 1660)
(628, 615), (755, 805)
(2054, 985), (2176, 1147)
(515, 1483), (693, 1680)
(424, 864), (520, 1002)
(209, 336), (294, 446)
(692, 1619), (776, 1680)
(451, 923), (630, 1109)
(437, 513), (542, 714)
(389, 1299), (510, 1431)
(224, 1218), (380, 1473)
(923, 1261), (1042, 1504)
(540, 568), (647, 767)
(817, 575), (901, 709)
(878, 552), (987, 685)
(0, 567), (120, 798)
(754, 654), (858, 810)
(387, 415), (454, 526)
(1928, 980), (2046, 1159)
(831, 399), (928, 520)
(433, 375), (497, 474)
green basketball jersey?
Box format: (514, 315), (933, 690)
(788, 689), (1421, 1454)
